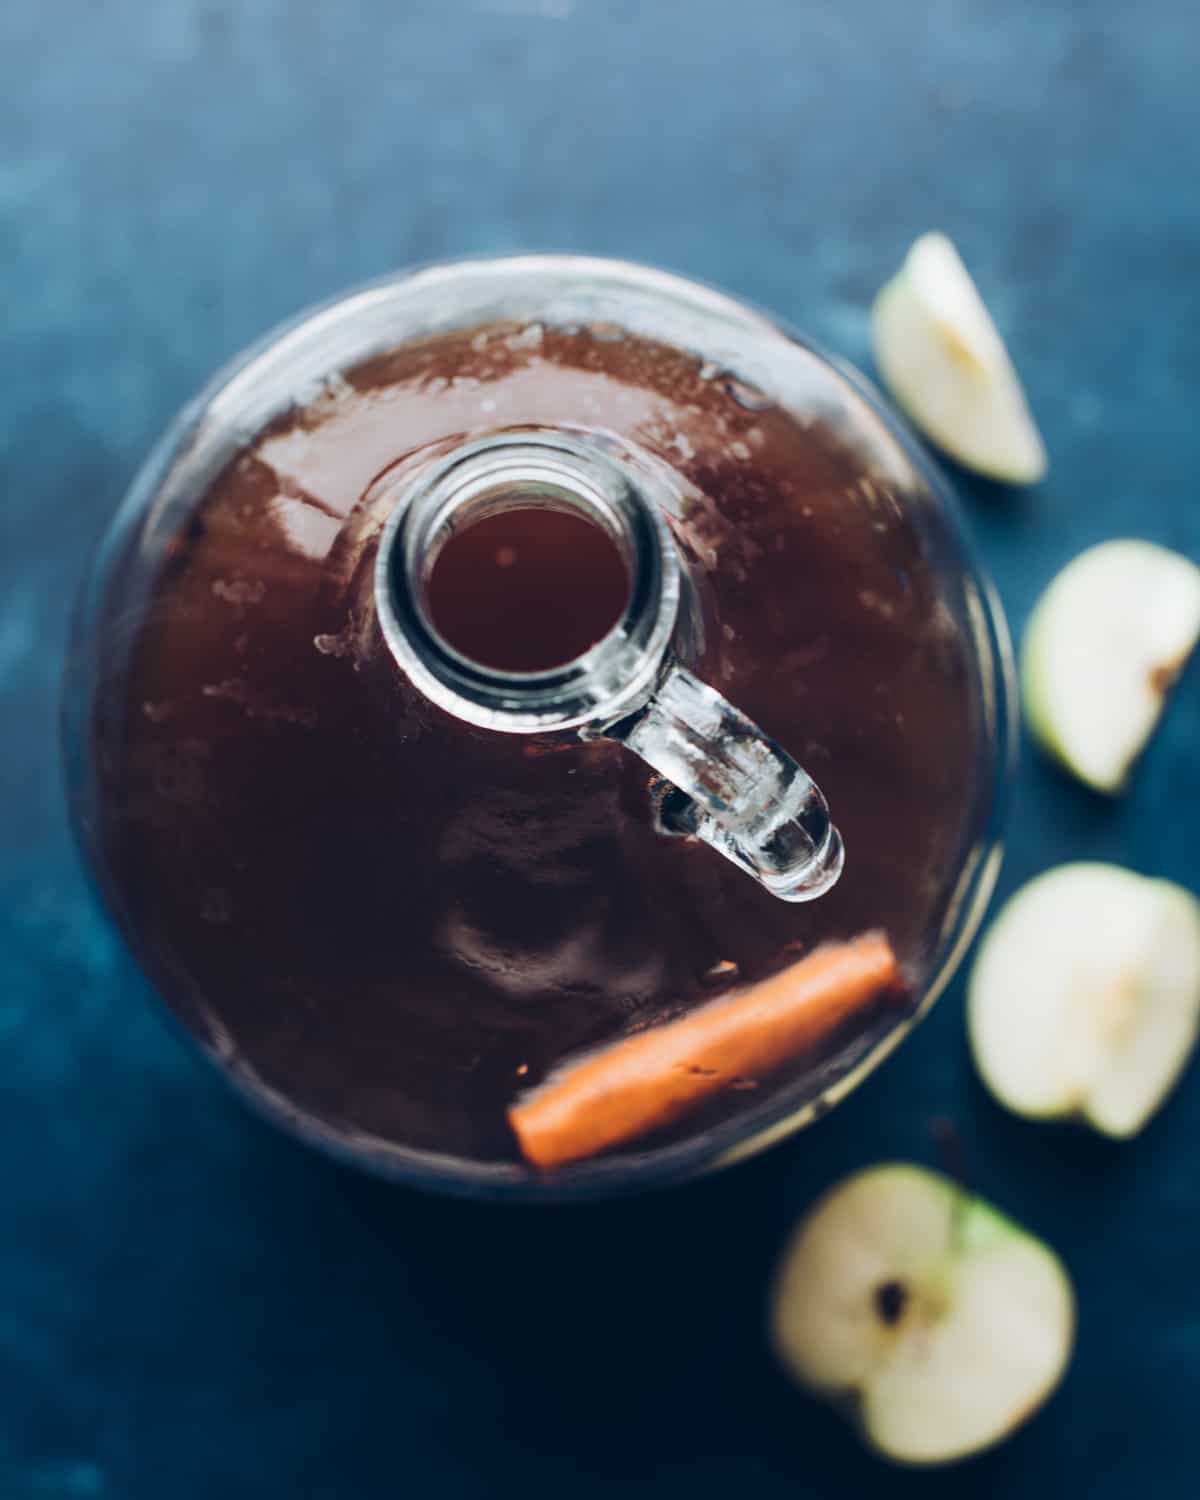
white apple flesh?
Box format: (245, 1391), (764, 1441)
(968, 863), (1200, 1137)
(770, 1165), (1074, 1466)
(871, 232), (1047, 484)
(1021, 540), (1200, 794)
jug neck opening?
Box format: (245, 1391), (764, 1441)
(374, 427), (682, 733)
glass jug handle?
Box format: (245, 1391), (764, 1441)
(594, 661), (844, 903)
(374, 427), (844, 905)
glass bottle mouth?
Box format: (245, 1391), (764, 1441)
(374, 426), (683, 733)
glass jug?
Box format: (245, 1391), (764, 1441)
(64, 256), (1014, 1199)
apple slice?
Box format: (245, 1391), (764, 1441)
(1021, 540), (1200, 793)
(770, 1164), (1074, 1466)
(968, 864), (1200, 1137)
(871, 232), (1047, 484)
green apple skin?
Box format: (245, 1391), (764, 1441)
(1020, 592), (1073, 783)
(871, 233), (1047, 486)
(1020, 540), (1200, 795)
(770, 1165), (1075, 1467)
(969, 864), (1200, 1138)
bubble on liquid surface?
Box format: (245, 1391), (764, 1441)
(722, 375), (773, 412)
(703, 958), (740, 986)
(212, 577), (266, 606)
(506, 323), (544, 352)
(314, 632), (352, 658)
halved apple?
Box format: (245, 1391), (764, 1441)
(770, 1164), (1074, 1466)
(871, 232), (1047, 484)
(968, 863), (1200, 1137)
(1021, 540), (1200, 794)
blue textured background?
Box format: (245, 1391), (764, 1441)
(3, 2), (1198, 1495)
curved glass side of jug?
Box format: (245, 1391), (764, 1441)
(63, 256), (1016, 1201)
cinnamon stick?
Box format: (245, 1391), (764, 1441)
(509, 932), (900, 1169)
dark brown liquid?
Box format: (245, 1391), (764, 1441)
(427, 507), (630, 672)
(82, 320), (986, 1170)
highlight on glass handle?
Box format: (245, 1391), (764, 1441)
(598, 661), (844, 902)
